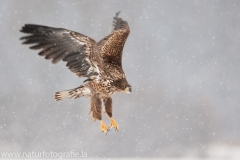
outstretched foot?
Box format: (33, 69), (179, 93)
(110, 118), (119, 131)
(100, 120), (109, 134)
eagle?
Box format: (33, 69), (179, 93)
(20, 11), (131, 134)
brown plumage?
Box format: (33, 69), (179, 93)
(20, 11), (131, 134)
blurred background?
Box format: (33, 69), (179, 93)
(1, 0), (240, 159)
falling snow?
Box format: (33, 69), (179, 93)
(0, 0), (240, 159)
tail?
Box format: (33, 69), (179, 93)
(55, 85), (90, 101)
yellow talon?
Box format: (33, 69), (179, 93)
(100, 120), (109, 134)
(110, 118), (119, 131)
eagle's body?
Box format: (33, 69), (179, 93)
(20, 12), (131, 133)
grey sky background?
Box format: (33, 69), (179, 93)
(1, 0), (240, 158)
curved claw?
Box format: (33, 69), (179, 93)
(110, 118), (119, 131)
(100, 120), (109, 134)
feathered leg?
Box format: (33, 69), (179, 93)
(90, 95), (109, 134)
(104, 97), (118, 131)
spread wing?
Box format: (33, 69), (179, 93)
(20, 24), (101, 79)
(98, 11), (130, 79)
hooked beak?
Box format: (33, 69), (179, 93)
(129, 87), (132, 93)
(124, 87), (132, 94)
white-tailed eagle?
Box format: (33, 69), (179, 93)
(20, 11), (131, 134)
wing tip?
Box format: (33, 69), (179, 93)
(51, 59), (58, 64)
(116, 11), (121, 17)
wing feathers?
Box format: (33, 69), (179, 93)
(52, 51), (68, 64)
(112, 11), (129, 32)
(20, 12), (129, 80)
(98, 11), (130, 72)
(20, 24), (100, 78)
(63, 52), (85, 61)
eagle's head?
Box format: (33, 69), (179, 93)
(114, 78), (132, 94)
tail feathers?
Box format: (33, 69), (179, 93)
(55, 90), (71, 101)
(55, 86), (90, 101)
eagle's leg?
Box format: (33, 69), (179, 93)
(100, 120), (109, 134)
(104, 97), (119, 131)
(110, 117), (119, 131)
(90, 95), (109, 134)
